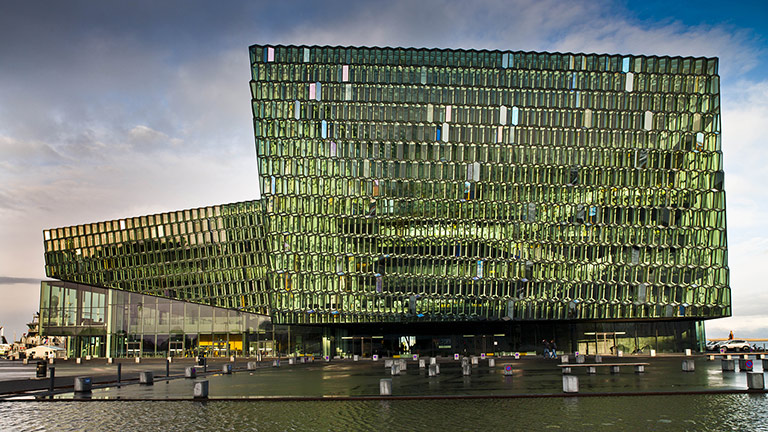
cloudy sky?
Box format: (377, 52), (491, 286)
(1, 0), (767, 341)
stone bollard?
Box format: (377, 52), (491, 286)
(384, 359), (393, 368)
(300, 356), (307, 364)
(139, 371), (154, 385)
(721, 359), (735, 372)
(193, 380), (209, 399)
(747, 372), (765, 390)
(419, 359), (425, 369)
(461, 357), (470, 368)
(399, 359), (407, 371)
(561, 367), (572, 374)
(682, 359), (695, 372)
(594, 355), (602, 363)
(272, 360), (280, 367)
(471, 356), (479, 366)
(380, 378), (392, 396)
(22, 358), (28, 365)
(428, 363), (438, 377)
(685, 349), (692, 356)
(430, 357), (437, 365)
(288, 358), (295, 365)
(74, 376), (92, 393)
(167, 356), (173, 363)
(462, 363), (471, 376)
(49, 358), (55, 365)
(372, 355), (378, 361)
(562, 375), (579, 393)
(708, 355), (715, 361)
(107, 358), (113, 364)
(610, 366), (621, 374)
(85, 355), (92, 361)
(726, 355), (732, 360)
(390, 362), (401, 376)
(135, 357), (141, 363)
(587, 366), (596, 374)
(435, 364), (440, 375)
(247, 362), (258, 371)
(743, 354), (751, 360)
(76, 358), (82, 364)
(488, 358), (495, 368)
(185, 366), (197, 378)
(353, 355), (359, 362)
(560, 355), (569, 364)
(230, 355), (236, 363)
(576, 355), (585, 364)
(222, 364), (232, 374)
(618, 350), (624, 357)
(634, 365), (645, 373)
(650, 349), (656, 357)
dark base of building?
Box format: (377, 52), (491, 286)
(277, 319), (708, 358)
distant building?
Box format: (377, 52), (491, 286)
(40, 45), (729, 358)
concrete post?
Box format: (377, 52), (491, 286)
(272, 359), (280, 367)
(650, 349), (656, 357)
(288, 358), (295, 365)
(561, 367), (572, 374)
(390, 362), (401, 376)
(74, 376), (92, 393)
(685, 349), (692, 356)
(430, 357), (437, 365)
(380, 378), (392, 395)
(594, 355), (602, 363)
(462, 363), (471, 376)
(419, 359), (425, 368)
(428, 363), (438, 377)
(135, 357), (141, 363)
(576, 355), (585, 364)
(139, 371), (154, 385)
(185, 366), (197, 378)
(488, 358), (495, 368)
(222, 364), (232, 374)
(721, 359), (735, 372)
(747, 372), (765, 390)
(193, 380), (209, 399)
(562, 375), (578, 393)
(107, 358), (113, 364)
(353, 355), (359, 362)
(471, 356), (479, 366)
(399, 359), (407, 370)
(76, 358), (82, 364)
(587, 366), (596, 374)
(384, 359), (393, 368)
(610, 366), (621, 374)
(682, 359), (695, 372)
(247, 362), (258, 371)
(560, 355), (569, 363)
(634, 365), (645, 373)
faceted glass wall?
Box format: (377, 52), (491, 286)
(39, 281), (272, 358)
(250, 45), (730, 324)
(43, 201), (270, 314)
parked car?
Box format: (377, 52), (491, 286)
(705, 341), (720, 352)
(718, 339), (752, 352)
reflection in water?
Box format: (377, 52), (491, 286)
(1, 394), (767, 431)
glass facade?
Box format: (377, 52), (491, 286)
(39, 281), (273, 358)
(250, 45), (729, 325)
(38, 45), (730, 356)
(43, 200), (270, 315)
